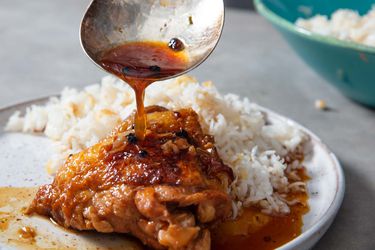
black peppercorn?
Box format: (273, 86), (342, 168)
(126, 133), (137, 144)
(149, 65), (161, 72)
(168, 38), (185, 51)
(122, 66), (131, 74)
(176, 129), (189, 139)
(139, 150), (148, 158)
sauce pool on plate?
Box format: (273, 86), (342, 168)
(212, 168), (309, 250)
(0, 187), (143, 250)
(0, 168), (309, 250)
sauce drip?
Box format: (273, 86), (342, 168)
(18, 226), (36, 240)
(100, 40), (188, 140)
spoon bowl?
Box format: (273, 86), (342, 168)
(80, 0), (224, 80)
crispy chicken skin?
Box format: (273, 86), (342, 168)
(27, 106), (234, 249)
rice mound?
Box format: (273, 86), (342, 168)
(6, 75), (308, 216)
(296, 6), (375, 47)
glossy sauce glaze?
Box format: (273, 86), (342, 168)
(100, 40), (188, 140)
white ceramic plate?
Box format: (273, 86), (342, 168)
(0, 98), (345, 250)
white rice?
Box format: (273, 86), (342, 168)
(5, 75), (308, 216)
(296, 6), (375, 47)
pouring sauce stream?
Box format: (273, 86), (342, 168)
(99, 40), (188, 140)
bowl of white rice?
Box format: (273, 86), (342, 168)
(255, 0), (375, 107)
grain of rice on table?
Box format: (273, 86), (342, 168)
(5, 75), (309, 217)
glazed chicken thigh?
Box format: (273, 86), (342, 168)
(28, 106), (234, 249)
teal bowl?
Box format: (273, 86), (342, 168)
(254, 0), (375, 107)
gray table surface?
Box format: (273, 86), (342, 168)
(1, 1), (374, 249)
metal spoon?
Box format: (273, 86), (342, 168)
(80, 0), (224, 80)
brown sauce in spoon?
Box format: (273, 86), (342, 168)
(100, 40), (188, 140)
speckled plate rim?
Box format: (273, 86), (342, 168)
(0, 98), (345, 250)
(254, 0), (375, 54)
